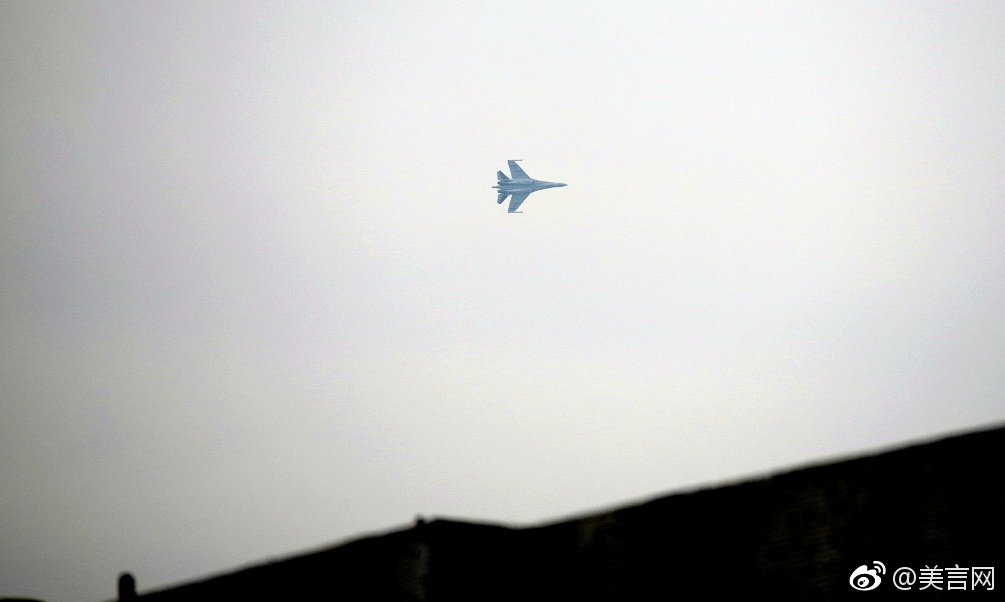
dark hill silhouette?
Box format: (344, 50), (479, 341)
(106, 424), (1004, 601)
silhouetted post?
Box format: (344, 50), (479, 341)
(118, 573), (137, 601)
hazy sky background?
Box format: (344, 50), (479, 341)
(3, 2), (1004, 600)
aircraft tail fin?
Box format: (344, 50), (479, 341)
(497, 171), (510, 181)
(497, 192), (509, 204)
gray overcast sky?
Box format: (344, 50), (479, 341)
(3, 2), (1004, 600)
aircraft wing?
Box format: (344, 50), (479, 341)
(507, 192), (530, 213)
(508, 160), (531, 180)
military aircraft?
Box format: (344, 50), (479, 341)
(493, 160), (566, 213)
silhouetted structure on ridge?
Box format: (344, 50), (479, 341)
(117, 574), (136, 601)
(109, 424), (1003, 601)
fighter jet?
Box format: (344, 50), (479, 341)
(493, 160), (566, 213)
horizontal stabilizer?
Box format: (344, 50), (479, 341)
(497, 171), (510, 181)
(497, 192), (509, 204)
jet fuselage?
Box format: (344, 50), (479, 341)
(493, 179), (567, 193)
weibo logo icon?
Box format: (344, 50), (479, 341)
(849, 561), (887, 591)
